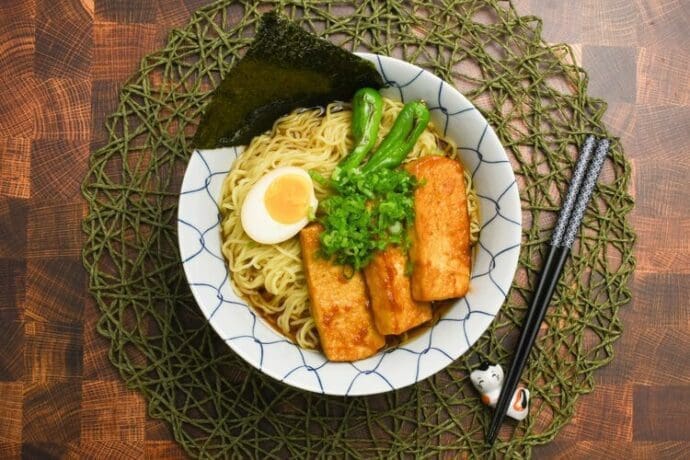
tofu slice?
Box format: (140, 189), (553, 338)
(405, 156), (471, 301)
(299, 224), (385, 361)
(363, 246), (432, 335)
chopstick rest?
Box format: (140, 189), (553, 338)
(470, 362), (530, 421)
(485, 136), (611, 445)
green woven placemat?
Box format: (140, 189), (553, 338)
(81, 1), (635, 458)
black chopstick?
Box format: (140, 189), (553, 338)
(486, 136), (610, 445)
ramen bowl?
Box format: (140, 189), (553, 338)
(177, 53), (521, 396)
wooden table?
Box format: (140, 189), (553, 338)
(0, 1), (687, 458)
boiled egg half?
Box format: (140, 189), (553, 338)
(241, 166), (318, 244)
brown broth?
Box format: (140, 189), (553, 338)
(251, 288), (302, 342)
(251, 297), (457, 351)
(243, 245), (478, 354)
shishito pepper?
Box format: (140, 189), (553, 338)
(360, 100), (430, 174)
(332, 87), (383, 182)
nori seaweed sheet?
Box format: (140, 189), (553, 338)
(192, 12), (384, 149)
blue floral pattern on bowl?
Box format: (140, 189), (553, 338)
(177, 54), (521, 396)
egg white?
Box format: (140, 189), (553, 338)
(240, 166), (318, 245)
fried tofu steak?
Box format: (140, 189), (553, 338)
(300, 224), (385, 361)
(363, 246), (432, 335)
(405, 156), (471, 301)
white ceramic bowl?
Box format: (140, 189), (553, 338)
(178, 53), (521, 396)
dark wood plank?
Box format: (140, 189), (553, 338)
(0, 1), (36, 82)
(0, 259), (25, 321)
(80, 380), (146, 442)
(145, 417), (176, 442)
(637, 326), (690, 386)
(71, 441), (144, 459)
(535, 441), (690, 459)
(634, 385), (690, 441)
(631, 442), (690, 459)
(600, 102), (636, 152)
(22, 381), (82, 444)
(526, 0), (641, 46)
(551, 382), (633, 442)
(26, 201), (86, 259)
(0, 75), (41, 138)
(625, 272), (690, 327)
(26, 258), (85, 323)
(145, 440), (188, 459)
(95, 0), (157, 23)
(0, 383), (23, 442)
(21, 442), (70, 459)
(92, 23), (167, 80)
(582, 46), (638, 104)
(90, 80), (122, 148)
(636, 46), (690, 106)
(634, 165), (690, 222)
(0, 138), (31, 199)
(0, 321), (24, 381)
(635, 0), (690, 48)
(82, 299), (121, 381)
(156, 0), (211, 26)
(34, 0), (93, 79)
(533, 440), (635, 459)
(33, 79), (92, 141)
(631, 105), (690, 167)
(0, 199), (28, 258)
(31, 140), (90, 200)
(24, 321), (83, 382)
(633, 215), (690, 274)
(0, 443), (21, 458)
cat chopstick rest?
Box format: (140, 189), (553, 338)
(470, 362), (530, 421)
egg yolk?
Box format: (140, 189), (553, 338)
(264, 174), (312, 224)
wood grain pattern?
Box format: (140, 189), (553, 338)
(35, 0), (93, 79)
(92, 24), (166, 80)
(31, 140), (90, 200)
(0, 138), (31, 199)
(556, 383), (634, 442)
(26, 202), (86, 258)
(21, 442), (71, 459)
(634, 385), (690, 441)
(0, 443), (21, 459)
(80, 380), (146, 442)
(0, 321), (25, 380)
(82, 298), (121, 381)
(22, 381), (82, 443)
(0, 0), (687, 458)
(0, 259), (26, 321)
(0, 200), (28, 257)
(95, 0), (156, 23)
(26, 258), (85, 323)
(24, 321), (83, 382)
(33, 79), (92, 141)
(0, 383), (23, 441)
(0, 75), (40, 139)
(0, 1), (35, 82)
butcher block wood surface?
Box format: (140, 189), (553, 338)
(0, 0), (688, 458)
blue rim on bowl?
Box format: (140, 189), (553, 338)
(177, 53), (521, 396)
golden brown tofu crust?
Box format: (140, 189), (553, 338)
(363, 246), (432, 335)
(299, 224), (385, 361)
(405, 156), (471, 301)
